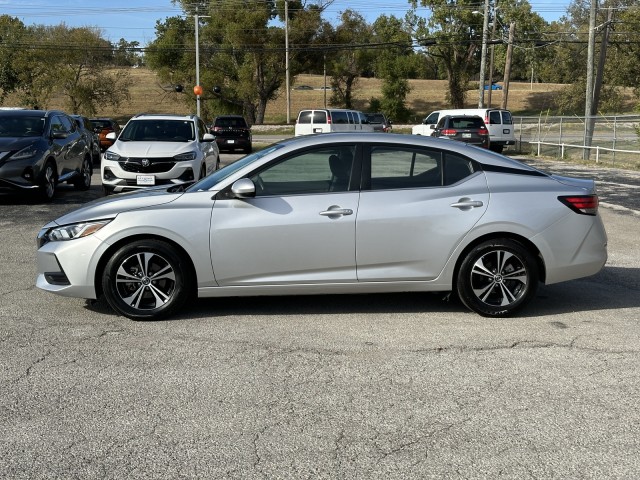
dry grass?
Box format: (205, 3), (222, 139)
(4, 68), (637, 124)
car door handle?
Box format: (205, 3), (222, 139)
(319, 206), (353, 217)
(450, 199), (484, 209)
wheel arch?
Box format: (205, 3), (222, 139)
(452, 232), (546, 285)
(94, 234), (198, 299)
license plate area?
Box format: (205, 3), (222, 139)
(462, 133), (472, 138)
(136, 175), (155, 186)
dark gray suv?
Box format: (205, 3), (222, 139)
(0, 109), (92, 201)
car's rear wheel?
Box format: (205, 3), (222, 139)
(456, 239), (538, 317)
(39, 161), (57, 201)
(102, 239), (193, 320)
(490, 145), (504, 154)
(73, 156), (92, 191)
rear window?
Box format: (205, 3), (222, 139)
(449, 117), (485, 129)
(501, 111), (513, 125)
(297, 111), (312, 124)
(215, 117), (248, 128)
(489, 111), (501, 125)
(367, 114), (385, 124)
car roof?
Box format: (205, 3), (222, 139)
(131, 113), (197, 121)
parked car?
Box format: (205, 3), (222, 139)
(365, 112), (393, 133)
(89, 117), (121, 151)
(431, 115), (490, 149)
(0, 109), (92, 201)
(101, 113), (219, 195)
(295, 109), (374, 136)
(210, 115), (252, 153)
(36, 133), (607, 321)
(71, 115), (101, 164)
(412, 108), (515, 153)
(293, 85), (313, 90)
(484, 83), (503, 90)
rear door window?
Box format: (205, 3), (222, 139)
(312, 111), (327, 123)
(501, 111), (513, 125)
(489, 111), (501, 125)
(297, 111), (312, 124)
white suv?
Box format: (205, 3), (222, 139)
(102, 113), (219, 194)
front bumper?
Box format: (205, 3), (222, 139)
(36, 232), (109, 299)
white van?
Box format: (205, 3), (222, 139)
(412, 108), (515, 153)
(295, 109), (374, 136)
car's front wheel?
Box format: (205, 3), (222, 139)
(456, 239), (538, 317)
(102, 239), (194, 320)
(39, 161), (57, 201)
(73, 156), (92, 190)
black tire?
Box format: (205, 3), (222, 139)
(102, 185), (112, 196)
(39, 161), (57, 201)
(456, 239), (538, 317)
(244, 145), (253, 154)
(490, 145), (504, 154)
(73, 156), (92, 191)
(102, 239), (194, 320)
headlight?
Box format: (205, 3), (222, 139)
(11, 144), (40, 161)
(174, 151), (197, 161)
(104, 150), (120, 161)
(43, 220), (112, 243)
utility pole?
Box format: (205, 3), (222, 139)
(593, 8), (613, 114)
(285, 0), (291, 124)
(195, 9), (201, 117)
(501, 22), (515, 110)
(583, 0), (598, 160)
(487, 1), (499, 107)
(478, 0), (490, 108)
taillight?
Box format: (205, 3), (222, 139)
(327, 113), (332, 124)
(558, 195), (599, 215)
(441, 129), (457, 136)
(484, 115), (489, 125)
(479, 127), (488, 135)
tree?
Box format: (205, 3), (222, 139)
(328, 10), (373, 109)
(0, 15), (26, 103)
(408, 0), (485, 108)
(113, 38), (142, 67)
(371, 15), (415, 121)
(147, 0), (326, 124)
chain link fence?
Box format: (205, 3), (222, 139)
(512, 114), (640, 169)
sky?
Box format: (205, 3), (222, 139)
(1, 0), (573, 46)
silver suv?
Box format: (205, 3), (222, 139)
(101, 113), (219, 195)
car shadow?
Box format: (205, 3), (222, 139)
(141, 265), (640, 321)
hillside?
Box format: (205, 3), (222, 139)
(7, 68), (637, 124)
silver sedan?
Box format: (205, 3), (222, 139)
(36, 133), (607, 320)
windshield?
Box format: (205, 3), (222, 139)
(186, 144), (286, 192)
(0, 115), (45, 137)
(119, 119), (195, 142)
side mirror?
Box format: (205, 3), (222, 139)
(106, 132), (117, 140)
(231, 178), (256, 198)
(203, 133), (215, 142)
(51, 131), (69, 139)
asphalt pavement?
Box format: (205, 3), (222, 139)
(1, 154), (639, 479)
